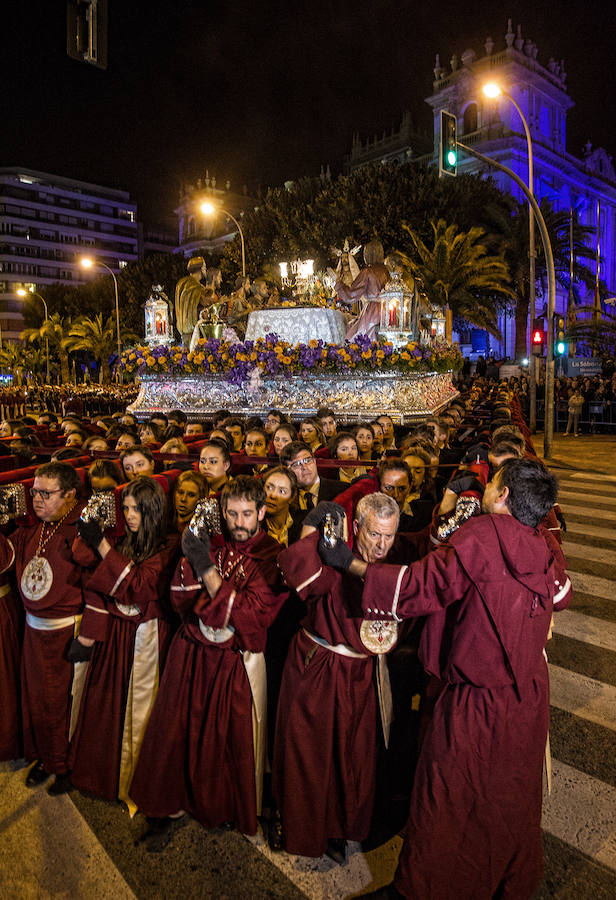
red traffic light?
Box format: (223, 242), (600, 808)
(532, 329), (543, 344)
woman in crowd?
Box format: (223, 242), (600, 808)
(159, 437), (191, 471)
(87, 459), (124, 493)
(68, 477), (179, 810)
(329, 432), (366, 483)
(353, 423), (376, 462)
(263, 466), (299, 548)
(83, 435), (109, 453)
(298, 417), (325, 453)
(198, 439), (231, 495)
(172, 471), (207, 532)
(139, 422), (163, 446)
(272, 424), (297, 458)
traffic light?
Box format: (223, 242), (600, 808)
(555, 316), (566, 356)
(66, 0), (108, 69)
(439, 110), (457, 177)
(531, 318), (545, 356)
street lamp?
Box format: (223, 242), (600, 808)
(483, 81), (538, 434)
(17, 287), (50, 382)
(79, 256), (122, 365)
(200, 201), (246, 278)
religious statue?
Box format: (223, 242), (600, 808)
(330, 238), (362, 287)
(331, 239), (390, 340)
(174, 256), (213, 348)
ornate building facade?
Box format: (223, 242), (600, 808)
(175, 173), (255, 262)
(348, 20), (616, 358)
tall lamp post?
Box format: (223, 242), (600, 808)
(483, 82), (537, 433)
(80, 257), (122, 365)
(200, 201), (246, 278)
(17, 287), (50, 382)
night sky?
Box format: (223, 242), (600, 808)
(4, 1), (615, 227)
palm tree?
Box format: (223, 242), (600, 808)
(485, 200), (597, 357)
(66, 314), (136, 383)
(21, 312), (73, 383)
(399, 219), (514, 337)
(0, 344), (27, 385)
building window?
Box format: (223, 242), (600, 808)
(118, 209), (135, 222)
(118, 260), (128, 268)
(463, 103), (478, 135)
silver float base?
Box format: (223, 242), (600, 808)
(128, 371), (458, 425)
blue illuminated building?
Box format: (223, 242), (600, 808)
(347, 20), (616, 358)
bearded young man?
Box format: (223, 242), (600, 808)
(130, 476), (287, 849)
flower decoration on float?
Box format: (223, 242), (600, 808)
(120, 334), (462, 383)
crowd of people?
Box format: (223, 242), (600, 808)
(0, 385), (571, 899)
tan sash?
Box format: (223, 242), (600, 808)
(240, 650), (267, 817)
(120, 618), (161, 816)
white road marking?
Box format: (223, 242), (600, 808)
(565, 523), (616, 542)
(543, 760), (616, 871)
(551, 610), (616, 653)
(549, 664), (616, 732)
(569, 571), (616, 601)
(559, 503), (616, 523)
(562, 541), (616, 565)
(569, 472), (616, 484)
(558, 490), (616, 507)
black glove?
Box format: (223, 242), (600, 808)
(446, 476), (484, 496)
(182, 527), (214, 578)
(318, 537), (355, 571)
(67, 638), (94, 662)
(302, 501), (346, 530)
(555, 508), (567, 533)
(461, 443), (489, 464)
(78, 518), (104, 549)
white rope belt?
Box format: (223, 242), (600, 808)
(303, 628), (368, 659)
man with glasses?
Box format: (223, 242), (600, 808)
(0, 462), (90, 794)
(279, 441), (341, 511)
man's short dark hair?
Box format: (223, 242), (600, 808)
(168, 409), (188, 426)
(280, 441), (312, 466)
(223, 416), (245, 432)
(221, 474), (266, 511)
(377, 457), (411, 482)
(317, 407), (335, 419)
(496, 458), (557, 527)
(35, 461), (82, 498)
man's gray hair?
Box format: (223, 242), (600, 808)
(355, 492), (400, 527)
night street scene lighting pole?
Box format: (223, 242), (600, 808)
(456, 139), (556, 459)
(200, 201), (246, 278)
(483, 81), (538, 434)
(17, 287), (50, 382)
(80, 256), (122, 365)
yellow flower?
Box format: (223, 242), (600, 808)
(400, 351), (410, 361)
(207, 354), (214, 363)
(146, 357), (155, 367)
(362, 350), (371, 359)
(376, 350), (385, 359)
(282, 356), (291, 365)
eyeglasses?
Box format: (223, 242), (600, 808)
(30, 487), (63, 500)
(288, 456), (315, 469)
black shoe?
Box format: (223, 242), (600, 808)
(25, 761), (51, 787)
(47, 773), (74, 795)
(139, 815), (187, 853)
(325, 838), (347, 865)
(266, 813), (283, 852)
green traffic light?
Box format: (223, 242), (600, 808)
(556, 341), (565, 355)
(447, 150), (457, 167)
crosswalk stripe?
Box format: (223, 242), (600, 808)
(559, 481), (616, 497)
(569, 571), (616, 601)
(565, 523), (616, 542)
(549, 664), (616, 732)
(569, 472), (616, 484)
(559, 489), (616, 507)
(248, 831), (403, 899)
(551, 610), (616, 653)
(562, 541), (616, 566)
(542, 760), (616, 871)
(559, 503), (616, 522)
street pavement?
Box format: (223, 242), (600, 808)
(1, 432), (615, 898)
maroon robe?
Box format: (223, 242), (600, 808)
(273, 531), (396, 858)
(69, 535), (179, 802)
(129, 530), (286, 835)
(0, 576), (22, 760)
(360, 513), (572, 900)
(0, 505), (88, 774)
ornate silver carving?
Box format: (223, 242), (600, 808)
(188, 498), (222, 539)
(128, 371), (458, 424)
(0, 483), (27, 525)
(79, 491), (117, 530)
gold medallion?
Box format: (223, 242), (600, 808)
(359, 619), (398, 654)
(21, 555), (54, 601)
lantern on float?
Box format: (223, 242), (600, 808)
(377, 264), (418, 347)
(144, 286), (173, 346)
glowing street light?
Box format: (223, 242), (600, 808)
(17, 287), (50, 381)
(483, 80), (539, 433)
(200, 201), (246, 278)
(79, 256), (122, 365)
